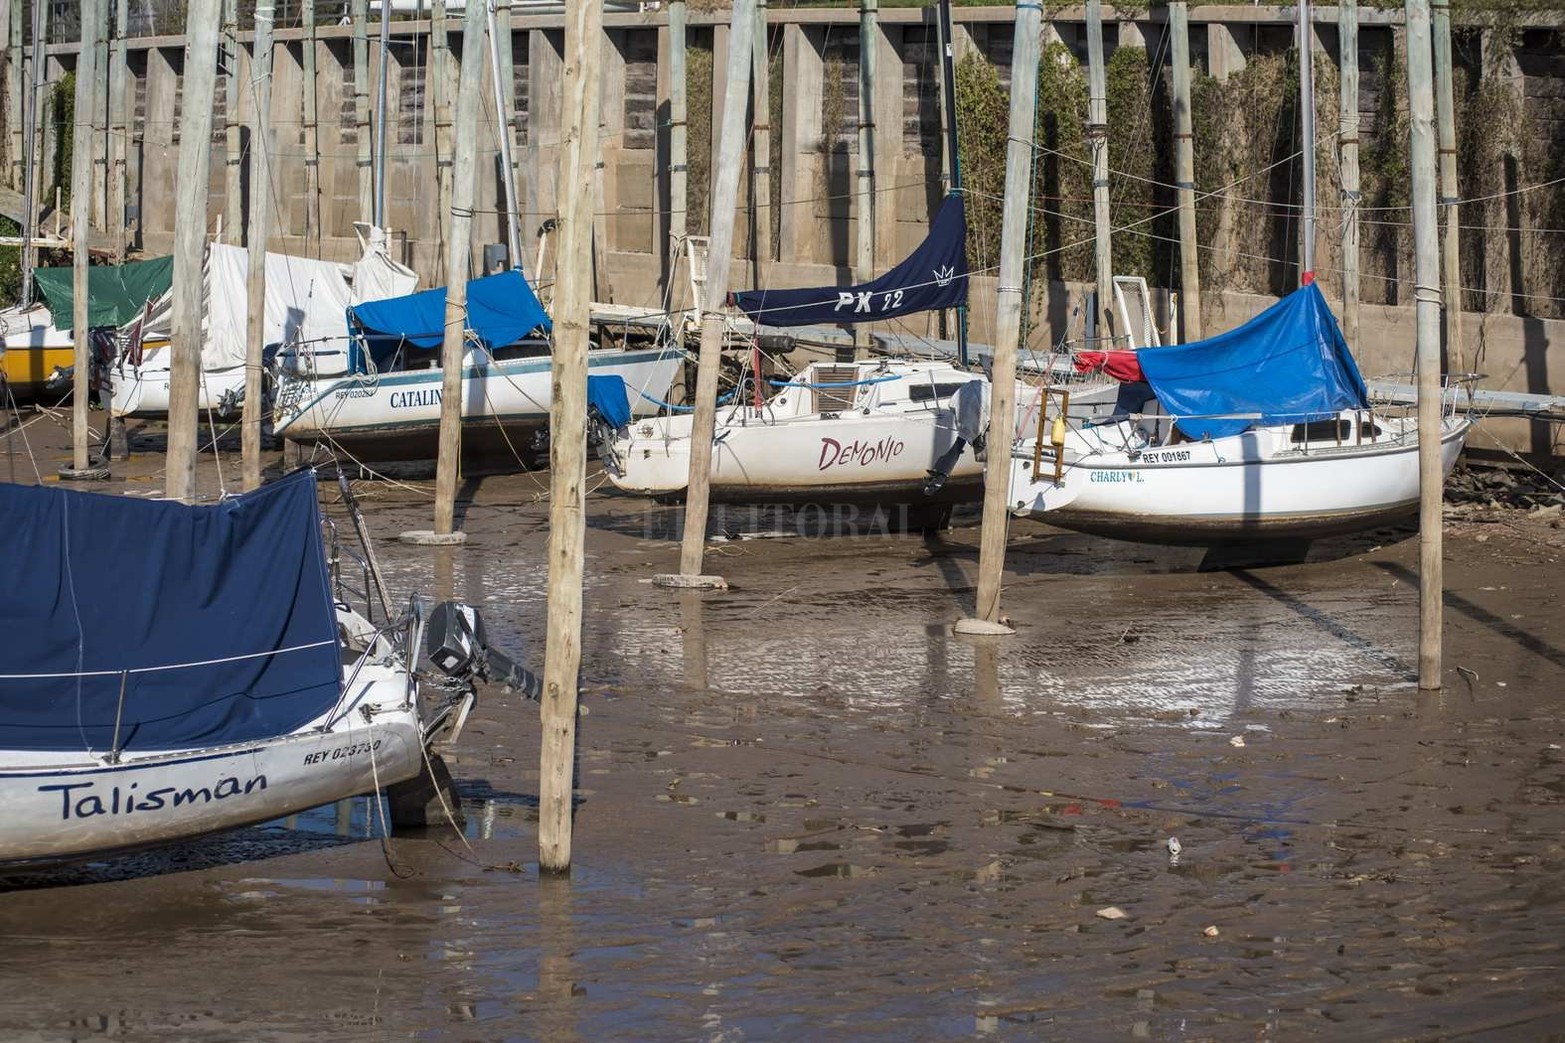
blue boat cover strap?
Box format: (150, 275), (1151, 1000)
(349, 269), (552, 352)
(586, 374), (632, 429)
(1137, 283), (1370, 440)
(0, 470), (344, 753)
(733, 194), (969, 327)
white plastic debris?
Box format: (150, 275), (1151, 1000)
(1203, 925), (1220, 938)
(1229, 735), (1246, 748)
(1166, 837), (1182, 864)
(1096, 906), (1129, 920)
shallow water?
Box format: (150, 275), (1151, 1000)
(2, 481), (1563, 1041)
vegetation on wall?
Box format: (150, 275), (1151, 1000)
(686, 34), (713, 237)
(50, 72), (74, 211)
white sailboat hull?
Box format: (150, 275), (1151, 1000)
(109, 346), (246, 419)
(1009, 416), (1471, 544)
(610, 407), (985, 503)
(0, 674), (424, 867)
(273, 348), (681, 463)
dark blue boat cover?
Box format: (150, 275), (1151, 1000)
(586, 374), (632, 429)
(1137, 283), (1370, 440)
(0, 470), (343, 753)
(350, 269), (552, 350)
(733, 194), (969, 327)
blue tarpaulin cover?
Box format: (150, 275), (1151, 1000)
(1137, 283), (1370, 440)
(349, 269), (552, 351)
(0, 470), (343, 753)
(733, 194), (969, 327)
(586, 374), (632, 429)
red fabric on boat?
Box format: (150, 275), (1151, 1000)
(1074, 350), (1144, 383)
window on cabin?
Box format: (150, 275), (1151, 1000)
(909, 381), (977, 403)
(1290, 420), (1352, 444)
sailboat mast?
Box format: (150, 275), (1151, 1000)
(935, 0), (968, 366)
(1298, 0), (1316, 282)
(19, 0), (47, 309)
(485, 0), (524, 269)
(373, 0), (390, 228)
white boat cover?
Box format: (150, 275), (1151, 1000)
(131, 229), (416, 371)
(349, 224), (419, 305)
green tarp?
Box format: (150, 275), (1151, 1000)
(30, 256), (174, 332)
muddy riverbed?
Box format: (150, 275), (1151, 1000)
(1, 421), (1563, 1040)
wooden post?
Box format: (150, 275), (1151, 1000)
(302, 0), (321, 255)
(352, 0), (372, 224)
(19, 0), (47, 308)
(108, 0), (128, 259)
(67, 0), (103, 478)
(1339, 0), (1361, 345)
(658, 0), (755, 589)
(431, 0), (453, 277)
(5, 0), (19, 190)
(751, 0), (771, 281)
(1169, 0), (1201, 342)
(242, 0), (275, 493)
(1431, 0), (1463, 372)
(1404, 0), (1443, 691)
(223, 0), (242, 243)
(667, 0), (687, 305)
(166, 0), (223, 503)
(538, 0), (603, 876)
(957, 0), (1041, 636)
(431, 0), (486, 536)
(1085, 0), (1114, 340)
(854, 0), (876, 287)
(91, 0), (110, 234)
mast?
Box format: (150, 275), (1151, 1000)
(1298, 0), (1316, 282)
(935, 0), (968, 366)
(1339, 0), (1361, 343)
(69, 0), (103, 477)
(1085, 0), (1114, 338)
(243, 0), (277, 492)
(374, 0), (391, 228)
(1169, 0), (1201, 342)
(485, 0), (523, 268)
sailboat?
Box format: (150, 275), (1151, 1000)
(1004, 0), (1472, 548)
(270, 267), (682, 466)
(0, 468), (519, 867)
(108, 226), (418, 419)
(1007, 282), (1470, 543)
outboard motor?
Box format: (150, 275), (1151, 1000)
(425, 601), (543, 701)
(923, 379), (990, 496)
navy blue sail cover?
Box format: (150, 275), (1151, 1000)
(733, 194), (969, 326)
(1137, 283), (1370, 440)
(0, 470), (343, 752)
(350, 269), (552, 353)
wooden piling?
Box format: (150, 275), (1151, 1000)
(166, 0), (223, 503)
(1431, 0), (1464, 372)
(959, 0), (1041, 636)
(1339, 0), (1361, 345)
(223, 0), (242, 244)
(302, 0), (321, 255)
(660, 0), (755, 589)
(430, 0), (453, 276)
(352, 0), (372, 224)
(431, 0), (487, 536)
(68, 0), (103, 477)
(108, 0), (128, 259)
(538, 0), (603, 876)
(1403, 0), (1444, 690)
(242, 0), (276, 493)
(854, 0), (876, 288)
(667, 0), (688, 305)
(1169, 0), (1201, 342)
(1085, 0), (1114, 340)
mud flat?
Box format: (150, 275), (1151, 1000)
(1, 420), (1563, 1040)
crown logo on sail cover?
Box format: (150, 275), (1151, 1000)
(933, 265), (956, 288)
